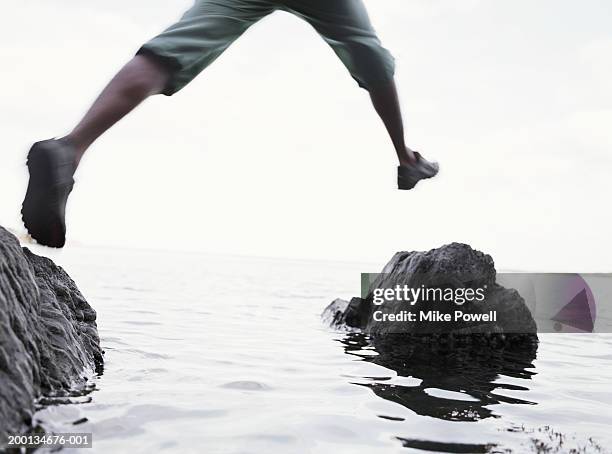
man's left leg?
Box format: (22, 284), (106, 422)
(286, 0), (438, 189)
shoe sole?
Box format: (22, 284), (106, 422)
(22, 142), (71, 247)
(398, 164), (439, 190)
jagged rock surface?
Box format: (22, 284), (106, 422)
(0, 227), (103, 443)
(323, 243), (537, 338)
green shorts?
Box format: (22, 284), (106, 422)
(137, 0), (395, 95)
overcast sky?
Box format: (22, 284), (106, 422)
(1, 0), (611, 270)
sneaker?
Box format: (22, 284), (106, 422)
(21, 139), (77, 248)
(397, 152), (439, 190)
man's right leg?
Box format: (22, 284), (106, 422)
(287, 0), (438, 190)
(23, 0), (275, 247)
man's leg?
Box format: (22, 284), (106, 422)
(287, 0), (438, 184)
(65, 55), (169, 165)
(23, 0), (275, 247)
(66, 0), (275, 165)
(367, 80), (415, 167)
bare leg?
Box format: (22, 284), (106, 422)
(368, 79), (417, 167)
(63, 54), (170, 165)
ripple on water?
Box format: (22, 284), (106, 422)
(220, 381), (271, 391)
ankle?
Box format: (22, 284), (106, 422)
(59, 135), (86, 166)
(398, 146), (417, 167)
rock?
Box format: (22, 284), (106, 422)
(323, 243), (537, 341)
(0, 226), (103, 444)
(325, 244), (539, 423)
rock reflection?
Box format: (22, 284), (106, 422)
(340, 333), (538, 422)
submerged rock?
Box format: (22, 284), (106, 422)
(323, 243), (537, 344)
(0, 227), (103, 443)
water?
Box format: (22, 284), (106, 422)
(30, 246), (612, 453)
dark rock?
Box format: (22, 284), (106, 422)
(0, 227), (103, 444)
(323, 243), (537, 339)
(325, 244), (539, 426)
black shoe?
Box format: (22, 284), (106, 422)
(397, 152), (439, 190)
(21, 139), (77, 248)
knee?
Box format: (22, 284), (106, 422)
(120, 55), (171, 99)
(342, 41), (395, 90)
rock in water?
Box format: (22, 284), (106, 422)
(323, 243), (537, 341)
(324, 245), (539, 425)
(0, 226), (103, 443)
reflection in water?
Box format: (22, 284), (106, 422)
(396, 438), (496, 454)
(339, 333), (538, 452)
(341, 333), (538, 421)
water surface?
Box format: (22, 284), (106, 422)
(31, 246), (612, 453)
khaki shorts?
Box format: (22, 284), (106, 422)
(138, 0), (395, 95)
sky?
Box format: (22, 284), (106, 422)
(1, 0), (611, 270)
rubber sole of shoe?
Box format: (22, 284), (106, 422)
(21, 142), (70, 248)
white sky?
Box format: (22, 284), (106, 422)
(1, 0), (611, 270)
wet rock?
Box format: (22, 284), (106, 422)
(0, 226), (103, 444)
(323, 243), (537, 342)
(325, 244), (540, 437)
